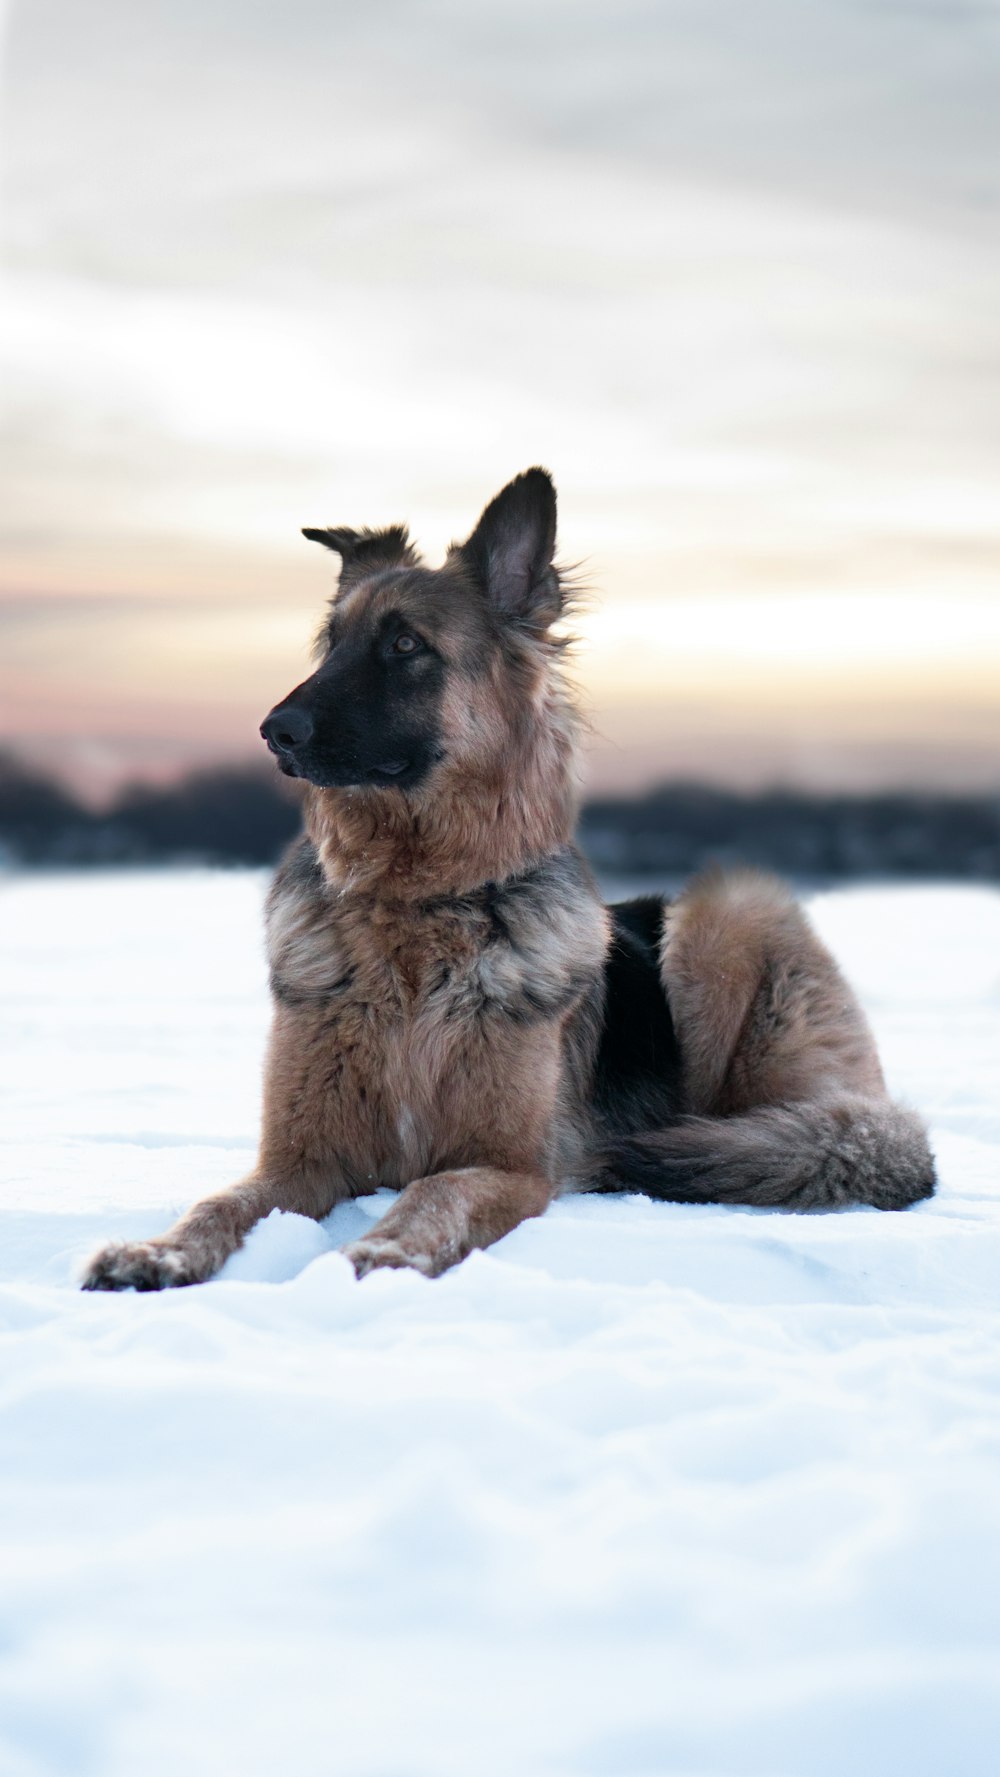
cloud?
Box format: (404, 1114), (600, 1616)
(2, 0), (999, 790)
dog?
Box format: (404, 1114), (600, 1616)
(81, 468), (935, 1291)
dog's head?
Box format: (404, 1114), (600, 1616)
(260, 469), (566, 792)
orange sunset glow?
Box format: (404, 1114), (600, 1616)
(2, 0), (999, 802)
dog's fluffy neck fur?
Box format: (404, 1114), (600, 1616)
(304, 669), (580, 901)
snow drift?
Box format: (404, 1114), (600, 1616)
(1, 869), (999, 1776)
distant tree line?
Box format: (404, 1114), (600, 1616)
(1, 750), (999, 880)
(579, 783), (1000, 882)
(0, 751), (302, 868)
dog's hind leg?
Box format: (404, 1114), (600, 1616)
(342, 1166), (554, 1279)
(601, 868), (936, 1210)
(659, 867), (887, 1116)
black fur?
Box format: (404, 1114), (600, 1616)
(260, 582), (447, 791)
(592, 899), (684, 1144)
(455, 467), (562, 628)
(301, 524), (418, 584)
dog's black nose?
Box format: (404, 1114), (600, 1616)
(260, 706), (314, 753)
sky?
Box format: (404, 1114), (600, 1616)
(1, 0), (999, 800)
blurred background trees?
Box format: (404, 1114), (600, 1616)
(3, 750), (997, 880)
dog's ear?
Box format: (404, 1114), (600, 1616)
(455, 468), (560, 628)
(302, 523), (418, 582)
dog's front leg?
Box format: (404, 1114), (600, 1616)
(343, 1167), (554, 1280)
(80, 1163), (346, 1292)
(80, 989), (362, 1291)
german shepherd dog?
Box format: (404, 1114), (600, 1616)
(82, 470), (935, 1291)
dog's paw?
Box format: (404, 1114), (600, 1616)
(79, 1239), (196, 1292)
(342, 1235), (436, 1280)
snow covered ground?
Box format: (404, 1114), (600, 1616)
(2, 867), (999, 1777)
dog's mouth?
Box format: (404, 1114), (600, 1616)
(269, 748), (302, 779)
(268, 752), (417, 789)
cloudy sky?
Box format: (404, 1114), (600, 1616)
(2, 0), (999, 799)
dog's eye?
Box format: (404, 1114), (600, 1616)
(391, 633), (420, 656)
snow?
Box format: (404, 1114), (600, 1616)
(2, 867), (1000, 1776)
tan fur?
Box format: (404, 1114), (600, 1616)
(344, 1168), (555, 1278)
(661, 868), (886, 1115)
(258, 906), (580, 1197)
(82, 853), (597, 1290)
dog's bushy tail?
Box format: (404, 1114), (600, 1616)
(597, 1095), (936, 1211)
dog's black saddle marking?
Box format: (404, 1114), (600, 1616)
(593, 896), (684, 1135)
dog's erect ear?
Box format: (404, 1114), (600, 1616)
(455, 468), (560, 627)
(301, 523), (419, 583)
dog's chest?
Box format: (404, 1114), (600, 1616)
(266, 878), (511, 1182)
(267, 875), (489, 1020)
(264, 841), (605, 1186)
